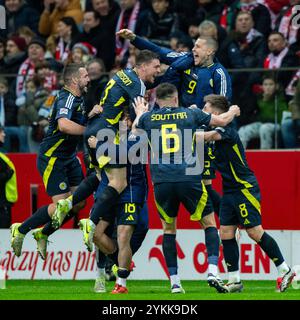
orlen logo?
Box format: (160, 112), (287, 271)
(292, 5), (300, 28)
(149, 235), (271, 277)
(0, 5), (5, 30)
(149, 235), (185, 278)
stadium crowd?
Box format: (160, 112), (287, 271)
(0, 0), (299, 152)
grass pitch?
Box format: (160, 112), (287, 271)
(0, 280), (300, 300)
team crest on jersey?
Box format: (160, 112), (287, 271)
(59, 182), (67, 191)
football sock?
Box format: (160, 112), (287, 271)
(206, 185), (221, 217)
(276, 261), (290, 276)
(257, 232), (285, 268)
(162, 233), (177, 276)
(19, 205), (51, 234)
(228, 270), (241, 283)
(72, 173), (99, 206)
(90, 186), (119, 225)
(41, 209), (76, 236)
(222, 238), (239, 273)
(205, 227), (219, 276)
(170, 274), (181, 287)
(130, 227), (148, 255)
(96, 248), (107, 269)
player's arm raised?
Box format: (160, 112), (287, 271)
(209, 105), (240, 127)
(58, 118), (85, 135)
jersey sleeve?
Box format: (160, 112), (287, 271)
(213, 67), (232, 102)
(192, 108), (212, 127)
(132, 36), (188, 65)
(55, 93), (74, 120)
(214, 126), (235, 142)
(136, 112), (149, 130)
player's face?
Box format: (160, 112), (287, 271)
(192, 39), (211, 66)
(143, 59), (161, 83)
(77, 67), (90, 94)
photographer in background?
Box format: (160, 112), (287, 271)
(0, 126), (18, 228)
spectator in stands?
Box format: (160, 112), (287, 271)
(138, 0), (180, 47)
(90, 0), (121, 35)
(0, 125), (18, 228)
(16, 37), (58, 97)
(220, 0), (271, 37)
(0, 0), (40, 37)
(0, 76), (28, 152)
(187, 17), (201, 41)
(125, 43), (140, 67)
(35, 60), (58, 92)
(275, 0), (300, 53)
(76, 10), (115, 70)
(85, 58), (109, 114)
(2, 35), (27, 97)
(259, 0), (289, 28)
(52, 16), (80, 64)
(0, 38), (5, 72)
(194, 0), (224, 25)
(38, 0), (83, 37)
(229, 11), (267, 125)
(16, 26), (36, 46)
(263, 31), (299, 91)
(175, 36), (194, 53)
(115, 0), (144, 64)
(16, 76), (49, 153)
(70, 42), (97, 64)
(238, 76), (288, 149)
(281, 77), (300, 148)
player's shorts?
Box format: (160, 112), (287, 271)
(220, 187), (261, 228)
(202, 146), (216, 180)
(116, 202), (142, 226)
(85, 118), (126, 169)
(37, 154), (84, 197)
(154, 181), (213, 223)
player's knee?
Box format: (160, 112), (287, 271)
(220, 227), (235, 240)
(200, 213), (216, 229)
(109, 179), (127, 194)
(246, 226), (264, 242)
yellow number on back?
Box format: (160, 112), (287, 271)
(161, 124), (180, 154)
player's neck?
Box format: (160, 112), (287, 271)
(201, 57), (214, 67)
(64, 85), (81, 97)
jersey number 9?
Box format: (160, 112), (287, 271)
(187, 80), (197, 94)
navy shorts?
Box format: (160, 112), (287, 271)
(85, 119), (126, 169)
(220, 187), (262, 228)
(154, 181), (213, 223)
(37, 154), (84, 197)
(116, 202), (142, 226)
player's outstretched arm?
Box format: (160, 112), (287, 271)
(116, 29), (136, 41)
(116, 29), (184, 65)
(209, 105), (240, 127)
(58, 118), (85, 135)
